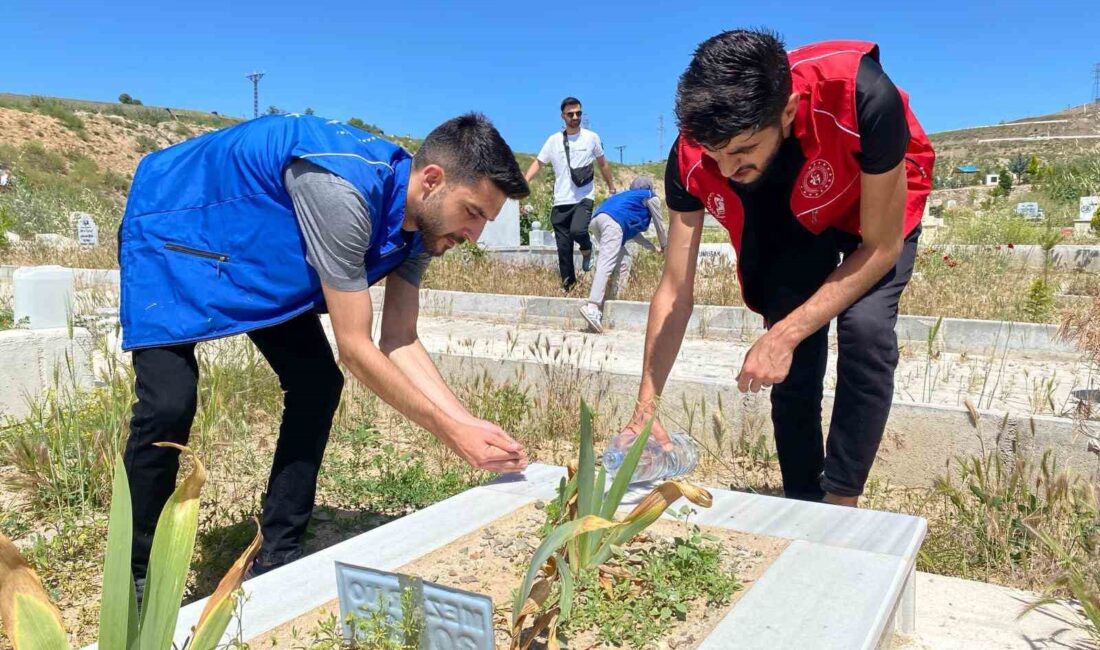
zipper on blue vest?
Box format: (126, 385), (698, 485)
(378, 242), (407, 259)
(164, 242), (230, 262)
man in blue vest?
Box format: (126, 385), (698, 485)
(119, 112), (530, 590)
(578, 176), (667, 333)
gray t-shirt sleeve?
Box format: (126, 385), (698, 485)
(284, 159), (431, 291)
(393, 251), (431, 287)
(284, 159), (373, 292)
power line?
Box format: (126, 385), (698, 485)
(614, 145), (627, 164)
(245, 71), (265, 119)
(657, 113), (665, 159)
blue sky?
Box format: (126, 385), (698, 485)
(3, 1), (1097, 163)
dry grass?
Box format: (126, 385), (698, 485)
(1, 319), (1098, 646)
(422, 245), (1089, 324)
(0, 242), (119, 269)
(1061, 295), (1100, 363)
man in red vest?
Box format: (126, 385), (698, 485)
(623, 29), (934, 506)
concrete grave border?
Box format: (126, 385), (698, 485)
(99, 464), (925, 650)
(2, 264), (1076, 353)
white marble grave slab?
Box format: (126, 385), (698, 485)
(94, 463), (925, 650)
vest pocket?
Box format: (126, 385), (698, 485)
(164, 242), (229, 262)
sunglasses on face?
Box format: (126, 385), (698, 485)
(564, 110), (582, 117)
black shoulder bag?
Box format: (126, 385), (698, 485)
(562, 130), (595, 188)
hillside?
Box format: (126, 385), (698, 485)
(2, 91), (1095, 247)
(929, 103), (1100, 172)
(0, 93), (654, 241)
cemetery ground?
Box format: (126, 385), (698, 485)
(1, 300), (1098, 646)
(3, 229), (1100, 328)
(1, 98), (1099, 647)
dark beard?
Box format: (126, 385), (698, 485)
(412, 189), (453, 256)
(727, 137), (787, 192)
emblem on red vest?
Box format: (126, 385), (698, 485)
(800, 159), (835, 198)
(706, 192), (726, 220)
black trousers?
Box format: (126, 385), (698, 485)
(762, 228), (919, 501)
(123, 311), (344, 581)
(550, 199), (594, 290)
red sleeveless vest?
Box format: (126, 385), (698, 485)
(677, 40), (935, 312)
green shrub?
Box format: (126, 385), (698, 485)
(921, 451), (1099, 586)
(1022, 278), (1056, 322)
(1038, 152), (1100, 203)
(135, 135), (159, 154)
(28, 96), (85, 132)
(942, 206), (1047, 245)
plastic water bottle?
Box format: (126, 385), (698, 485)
(602, 431), (699, 483)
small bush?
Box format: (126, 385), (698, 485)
(941, 206), (1050, 245)
(28, 96), (85, 132)
(0, 295), (14, 329)
(18, 141), (67, 176)
(1, 383), (131, 513)
(134, 134), (159, 154)
(0, 204), (14, 251)
(921, 451), (1099, 589)
(1038, 152), (1100, 203)
(1022, 278), (1056, 322)
(347, 117), (384, 135)
(563, 526), (741, 647)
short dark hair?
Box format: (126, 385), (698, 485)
(414, 112), (529, 200)
(560, 97), (581, 112)
(675, 29), (791, 149)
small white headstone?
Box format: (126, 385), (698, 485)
(75, 213), (99, 247)
(1016, 202), (1041, 220)
(1080, 197), (1100, 221)
(336, 562), (493, 650)
(478, 199), (520, 248)
(946, 199), (958, 209)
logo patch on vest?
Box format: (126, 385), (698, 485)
(800, 159), (835, 199)
(706, 193), (727, 221)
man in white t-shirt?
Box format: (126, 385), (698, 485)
(525, 97), (618, 291)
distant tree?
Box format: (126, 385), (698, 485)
(118, 93), (133, 105)
(1008, 154), (1029, 177)
(1026, 155), (1040, 177)
(132, 99), (143, 106)
(998, 168), (1013, 193)
(266, 105), (283, 115)
(347, 117), (384, 135)
(304, 107), (315, 115)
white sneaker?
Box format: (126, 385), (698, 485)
(579, 304), (603, 333)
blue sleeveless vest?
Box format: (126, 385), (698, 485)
(593, 189), (655, 242)
(119, 114), (424, 350)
